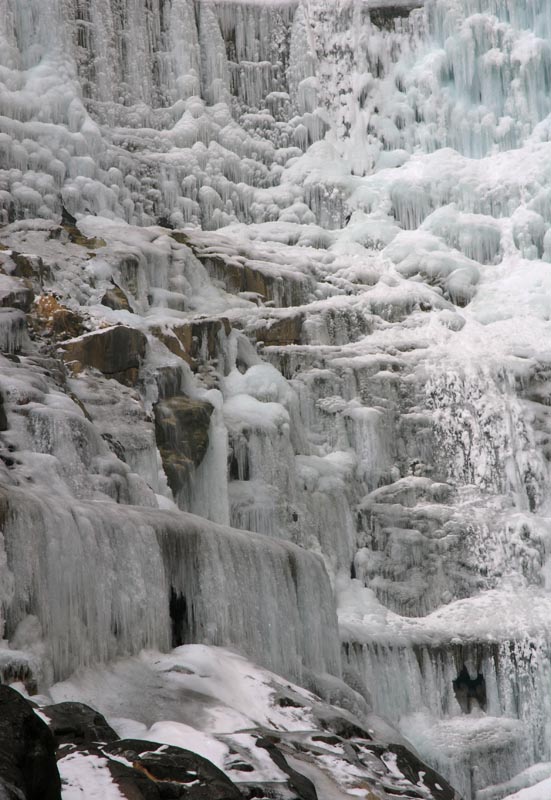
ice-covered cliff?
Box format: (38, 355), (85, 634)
(2, 0), (551, 798)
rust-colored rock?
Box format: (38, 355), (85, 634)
(30, 295), (85, 341)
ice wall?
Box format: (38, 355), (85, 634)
(3, 1), (551, 799)
(1, 484), (340, 684)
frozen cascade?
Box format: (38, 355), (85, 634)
(2, 0), (551, 799)
(1, 484), (341, 685)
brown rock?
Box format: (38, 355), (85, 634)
(198, 253), (307, 307)
(63, 223), (106, 250)
(151, 317), (231, 368)
(254, 313), (304, 346)
(9, 252), (52, 286)
(30, 295), (85, 341)
(150, 324), (194, 366)
(103, 740), (242, 800)
(60, 325), (147, 386)
(170, 231), (189, 246)
(154, 395), (213, 497)
(101, 285), (132, 312)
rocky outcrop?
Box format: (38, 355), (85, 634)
(190, 246), (310, 307)
(48, 215), (107, 251)
(369, 2), (424, 30)
(60, 324), (147, 385)
(253, 312), (304, 346)
(256, 736), (318, 800)
(6, 251), (52, 287)
(0, 275), (34, 313)
(41, 702), (119, 747)
(101, 284), (133, 312)
(103, 740), (242, 800)
(29, 294), (85, 341)
(154, 395), (214, 497)
(151, 317), (231, 367)
(0, 685), (61, 800)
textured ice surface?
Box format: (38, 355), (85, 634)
(48, 644), (451, 798)
(2, 0), (551, 798)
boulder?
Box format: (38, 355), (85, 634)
(41, 702), (119, 747)
(151, 323), (194, 364)
(198, 252), (307, 307)
(102, 739), (242, 800)
(50, 211), (106, 250)
(0, 685), (61, 800)
(57, 745), (160, 800)
(60, 325), (147, 386)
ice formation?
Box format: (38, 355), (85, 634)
(2, 0), (551, 798)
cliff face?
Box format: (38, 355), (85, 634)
(2, 2), (551, 799)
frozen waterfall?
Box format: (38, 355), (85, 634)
(2, 0), (551, 798)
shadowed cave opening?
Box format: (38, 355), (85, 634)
(169, 587), (188, 648)
(453, 666), (487, 714)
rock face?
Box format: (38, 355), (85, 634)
(254, 313), (305, 347)
(101, 284), (133, 312)
(0, 685), (61, 800)
(0, 308), (26, 354)
(29, 294), (85, 341)
(6, 252), (52, 287)
(154, 395), (214, 499)
(197, 251), (311, 308)
(60, 325), (147, 385)
(151, 318), (231, 368)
